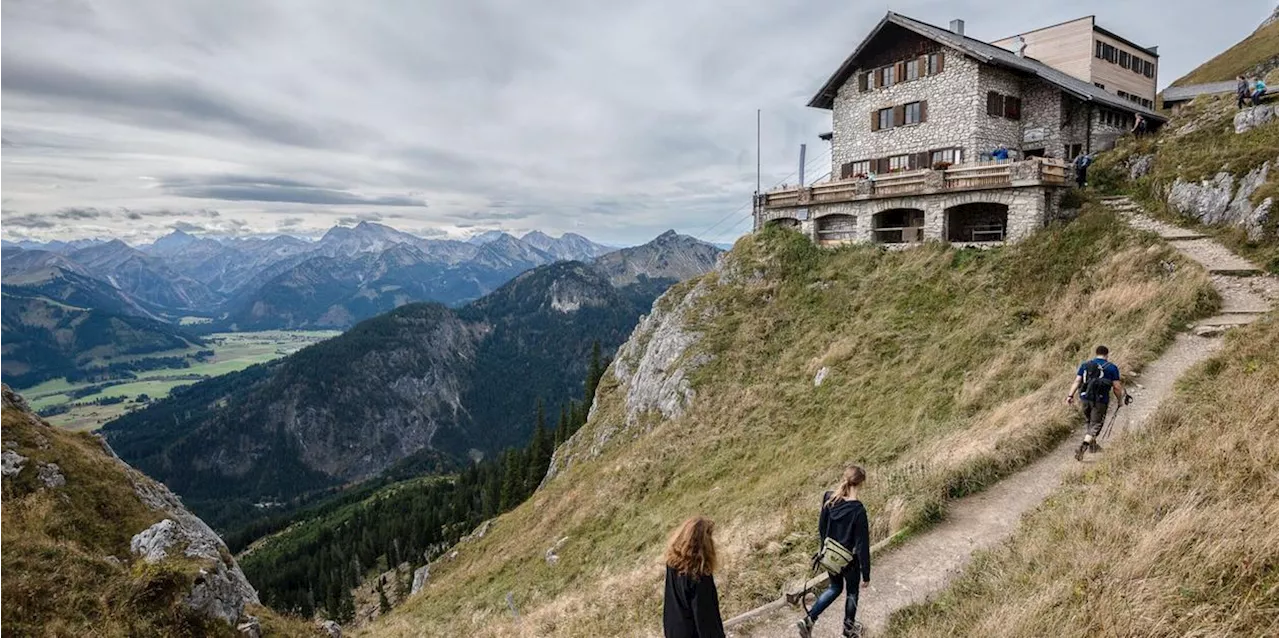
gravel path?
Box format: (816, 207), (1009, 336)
(733, 200), (1274, 638)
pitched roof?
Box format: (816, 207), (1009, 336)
(1161, 81), (1238, 102)
(808, 12), (1165, 122)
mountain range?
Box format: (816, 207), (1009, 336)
(100, 230), (721, 529)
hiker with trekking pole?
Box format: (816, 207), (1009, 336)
(1066, 345), (1131, 461)
(796, 465), (871, 638)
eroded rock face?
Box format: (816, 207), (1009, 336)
(1234, 104), (1276, 134)
(411, 565), (430, 594)
(1167, 162), (1273, 240)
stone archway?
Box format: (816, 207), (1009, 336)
(815, 214), (857, 245)
(871, 208), (926, 243)
(945, 202), (1009, 242)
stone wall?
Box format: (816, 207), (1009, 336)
(831, 51), (982, 176)
(973, 65), (1024, 156)
(798, 185), (1058, 245)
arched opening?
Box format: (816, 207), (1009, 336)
(815, 214), (857, 245)
(766, 217), (801, 229)
(871, 208), (925, 244)
(945, 202), (1009, 242)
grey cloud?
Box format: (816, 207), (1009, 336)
(53, 207), (106, 219)
(278, 217), (305, 228)
(336, 212), (385, 225)
(161, 175), (425, 207)
(5, 214), (57, 229)
(1, 56), (367, 150)
(171, 221), (207, 233)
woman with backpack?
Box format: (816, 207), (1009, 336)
(797, 465), (872, 638)
(663, 516), (726, 638)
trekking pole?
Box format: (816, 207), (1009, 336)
(1101, 402), (1122, 440)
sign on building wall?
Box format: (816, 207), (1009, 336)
(1024, 127), (1047, 143)
(795, 208), (810, 221)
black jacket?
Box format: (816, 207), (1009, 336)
(663, 566), (725, 638)
(819, 491), (872, 583)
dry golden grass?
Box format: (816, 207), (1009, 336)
(0, 396), (318, 637)
(366, 209), (1216, 637)
(884, 316), (1278, 637)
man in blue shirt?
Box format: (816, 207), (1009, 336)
(1066, 345), (1126, 460)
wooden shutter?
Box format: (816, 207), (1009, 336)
(871, 110), (880, 131)
(858, 72), (869, 92)
(917, 56), (927, 80)
(878, 158), (890, 174)
(1005, 96), (1022, 120)
(917, 151), (930, 169)
(893, 104), (905, 127)
(874, 68), (884, 89)
(987, 91), (1002, 117)
(919, 100), (928, 123)
(895, 62), (906, 83)
(935, 51), (944, 74)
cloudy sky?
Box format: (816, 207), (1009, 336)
(2, 0), (1272, 246)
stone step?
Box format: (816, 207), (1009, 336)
(1196, 311), (1267, 326)
(1209, 266), (1266, 276)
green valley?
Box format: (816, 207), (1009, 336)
(22, 330), (338, 431)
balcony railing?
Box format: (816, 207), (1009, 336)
(755, 158), (1070, 216)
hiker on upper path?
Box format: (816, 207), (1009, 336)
(797, 465), (871, 638)
(1066, 345), (1129, 461)
(1251, 77), (1268, 106)
(1237, 75), (1250, 109)
(663, 517), (726, 638)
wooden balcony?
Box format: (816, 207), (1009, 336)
(755, 158), (1070, 216)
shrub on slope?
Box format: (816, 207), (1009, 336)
(369, 208), (1215, 637)
(884, 316), (1278, 637)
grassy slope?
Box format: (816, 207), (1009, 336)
(1168, 18), (1278, 87)
(0, 393), (316, 637)
(1090, 92), (1279, 271)
(367, 209), (1215, 637)
(884, 316), (1278, 637)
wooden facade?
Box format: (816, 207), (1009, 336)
(992, 16), (1157, 105)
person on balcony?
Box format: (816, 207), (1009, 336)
(992, 146), (1010, 161)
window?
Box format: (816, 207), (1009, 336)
(880, 65), (895, 87)
(927, 52), (944, 75)
(930, 147), (964, 165)
(904, 101), (922, 124)
(874, 107), (892, 130)
(888, 155), (911, 171)
(1143, 60), (1154, 78)
(905, 59), (920, 81)
(1065, 144), (1083, 159)
(1095, 40), (1104, 58)
(1118, 50), (1130, 68)
(987, 92), (1021, 120)
(1094, 82), (1105, 89)
(841, 160), (871, 179)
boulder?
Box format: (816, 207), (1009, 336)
(813, 367), (830, 387)
(411, 565), (430, 595)
(1234, 104), (1275, 134)
(545, 536), (570, 566)
(37, 462), (65, 488)
(2, 449), (28, 477)
(1127, 154), (1155, 180)
(317, 619), (342, 637)
(131, 519), (181, 563)
(237, 616), (261, 638)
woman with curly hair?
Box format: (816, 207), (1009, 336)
(662, 516), (725, 638)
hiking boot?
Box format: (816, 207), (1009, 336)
(796, 615), (814, 638)
(842, 621), (864, 638)
(1088, 441), (1102, 453)
(1074, 442), (1088, 462)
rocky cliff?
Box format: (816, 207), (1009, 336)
(0, 384), (301, 636)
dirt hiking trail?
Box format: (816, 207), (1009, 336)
(732, 198), (1276, 638)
